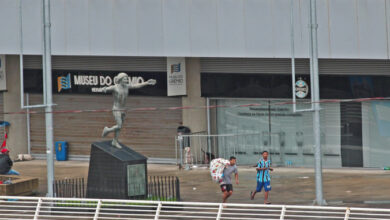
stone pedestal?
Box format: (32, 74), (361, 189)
(86, 141), (147, 199)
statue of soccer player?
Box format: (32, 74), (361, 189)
(101, 72), (156, 148)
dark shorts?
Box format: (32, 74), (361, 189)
(220, 184), (233, 192)
(256, 181), (271, 192)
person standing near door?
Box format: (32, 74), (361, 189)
(250, 151), (273, 204)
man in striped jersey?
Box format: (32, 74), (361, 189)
(250, 151), (273, 204)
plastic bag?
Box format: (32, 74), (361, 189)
(210, 158), (230, 183)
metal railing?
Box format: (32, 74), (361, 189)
(0, 196), (390, 219)
(148, 176), (180, 201)
(53, 176), (180, 201)
(53, 178), (85, 198)
(176, 133), (270, 167)
(175, 132), (343, 168)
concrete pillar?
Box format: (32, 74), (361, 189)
(4, 55), (28, 159)
(182, 58), (207, 133)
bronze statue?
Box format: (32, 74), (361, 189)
(102, 72), (156, 148)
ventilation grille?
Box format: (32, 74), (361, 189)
(23, 55), (167, 72)
(201, 58), (390, 75)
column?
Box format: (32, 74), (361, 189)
(182, 58), (207, 133)
(3, 55), (28, 159)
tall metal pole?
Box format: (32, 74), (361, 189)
(43, 0), (55, 197)
(19, 0), (25, 109)
(290, 0), (297, 113)
(206, 98), (211, 137)
(309, 0), (325, 206)
(206, 98), (212, 161)
(26, 93), (31, 155)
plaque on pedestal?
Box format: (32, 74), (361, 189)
(86, 141), (148, 199)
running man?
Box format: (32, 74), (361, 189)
(250, 151), (273, 204)
(221, 156), (239, 203)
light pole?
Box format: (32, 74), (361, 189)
(42, 0), (55, 197)
(309, 0), (326, 206)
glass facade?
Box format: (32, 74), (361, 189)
(362, 101), (390, 168)
(215, 99), (390, 168)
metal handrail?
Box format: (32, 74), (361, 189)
(0, 196), (390, 220)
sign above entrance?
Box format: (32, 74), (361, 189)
(24, 70), (167, 96)
(167, 57), (187, 96)
(295, 78), (309, 99)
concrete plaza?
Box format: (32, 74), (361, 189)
(12, 160), (390, 208)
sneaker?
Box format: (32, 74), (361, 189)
(102, 127), (109, 137)
(112, 139), (122, 149)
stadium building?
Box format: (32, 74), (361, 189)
(0, 0), (390, 168)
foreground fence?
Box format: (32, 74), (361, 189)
(175, 132), (342, 168)
(53, 178), (85, 198)
(148, 176), (180, 201)
(0, 196), (390, 219)
(54, 176), (180, 201)
(176, 133), (265, 167)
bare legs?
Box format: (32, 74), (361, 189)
(250, 191), (256, 200)
(264, 191), (270, 204)
(251, 190), (270, 204)
(102, 111), (125, 148)
(222, 191), (233, 203)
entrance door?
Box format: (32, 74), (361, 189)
(340, 102), (363, 167)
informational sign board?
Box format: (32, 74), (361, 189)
(24, 70), (167, 96)
(127, 164), (146, 197)
(167, 57), (186, 96)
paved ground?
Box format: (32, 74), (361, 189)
(12, 160), (390, 208)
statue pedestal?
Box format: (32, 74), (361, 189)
(86, 141), (148, 199)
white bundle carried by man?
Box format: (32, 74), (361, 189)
(210, 158), (230, 183)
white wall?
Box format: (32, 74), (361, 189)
(1, 0), (390, 59)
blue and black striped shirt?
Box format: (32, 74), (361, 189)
(257, 159), (271, 182)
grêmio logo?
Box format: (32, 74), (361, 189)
(57, 74), (72, 92)
(170, 63), (181, 73)
(295, 78), (309, 98)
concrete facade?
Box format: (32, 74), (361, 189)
(182, 58), (207, 133)
(1, 0), (390, 59)
(3, 55), (28, 158)
(0, 1), (388, 163)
